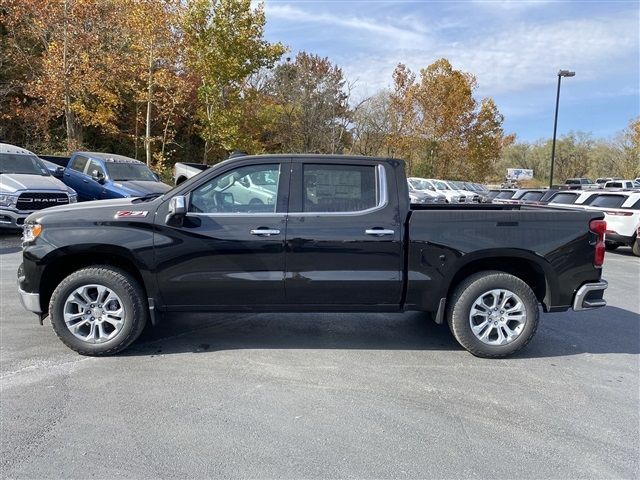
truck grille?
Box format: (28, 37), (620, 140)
(16, 192), (69, 211)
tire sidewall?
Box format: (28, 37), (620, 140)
(449, 272), (539, 357)
(50, 269), (141, 354)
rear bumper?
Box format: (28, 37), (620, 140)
(572, 280), (608, 311)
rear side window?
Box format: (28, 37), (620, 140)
(549, 193), (578, 204)
(606, 182), (622, 188)
(303, 164), (377, 212)
(71, 155), (89, 173)
(521, 192), (544, 201)
(587, 195), (627, 209)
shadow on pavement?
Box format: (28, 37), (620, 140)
(123, 305), (639, 359)
(0, 232), (22, 255)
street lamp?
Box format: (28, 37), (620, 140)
(549, 69), (575, 188)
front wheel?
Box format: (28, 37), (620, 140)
(49, 266), (148, 355)
(447, 271), (539, 358)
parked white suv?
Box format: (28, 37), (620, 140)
(603, 180), (639, 189)
(424, 179), (464, 203)
(0, 143), (77, 230)
(581, 191), (640, 256)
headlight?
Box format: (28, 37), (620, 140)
(69, 193), (78, 203)
(0, 193), (19, 208)
(23, 223), (42, 243)
(409, 195), (418, 202)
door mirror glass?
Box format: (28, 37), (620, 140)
(91, 170), (105, 184)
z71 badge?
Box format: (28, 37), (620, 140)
(115, 211), (149, 218)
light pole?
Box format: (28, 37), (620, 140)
(549, 69), (575, 188)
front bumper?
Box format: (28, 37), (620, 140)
(572, 280), (608, 311)
(0, 209), (28, 229)
(18, 286), (41, 314)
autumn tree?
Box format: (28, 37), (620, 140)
(183, 0), (285, 162)
(386, 59), (508, 180)
(261, 52), (352, 154)
(350, 91), (393, 156)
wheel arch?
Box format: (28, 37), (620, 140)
(444, 250), (555, 312)
(39, 246), (149, 315)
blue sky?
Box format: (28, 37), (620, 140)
(261, 0), (640, 142)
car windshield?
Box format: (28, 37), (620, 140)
(0, 153), (50, 176)
(434, 181), (450, 190)
(451, 181), (466, 190)
(409, 179), (435, 191)
(107, 162), (157, 181)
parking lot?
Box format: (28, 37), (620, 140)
(1, 232), (638, 479)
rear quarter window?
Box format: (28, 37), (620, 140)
(521, 192), (544, 201)
(587, 195), (628, 209)
(549, 193), (578, 204)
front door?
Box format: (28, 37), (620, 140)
(284, 160), (403, 307)
(154, 159), (290, 309)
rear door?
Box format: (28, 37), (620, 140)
(284, 159), (403, 307)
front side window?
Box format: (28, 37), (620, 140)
(189, 164), (280, 214)
(87, 159), (105, 179)
(303, 164), (377, 213)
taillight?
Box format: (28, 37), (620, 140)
(590, 219), (606, 267)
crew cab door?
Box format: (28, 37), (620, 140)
(154, 158), (290, 308)
(284, 159), (403, 307)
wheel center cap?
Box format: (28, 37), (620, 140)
(92, 308), (103, 318)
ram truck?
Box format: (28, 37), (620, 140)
(17, 155), (608, 358)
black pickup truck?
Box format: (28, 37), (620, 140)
(17, 155), (608, 357)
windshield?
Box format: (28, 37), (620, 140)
(434, 181), (450, 190)
(409, 179), (435, 191)
(496, 191), (516, 199)
(107, 162), (157, 181)
(451, 181), (466, 190)
(0, 153), (50, 176)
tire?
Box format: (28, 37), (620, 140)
(447, 271), (539, 358)
(605, 243), (619, 251)
(49, 266), (148, 356)
(249, 198), (264, 205)
(632, 239), (640, 257)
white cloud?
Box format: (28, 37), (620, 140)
(264, 3), (431, 49)
(338, 13), (638, 99)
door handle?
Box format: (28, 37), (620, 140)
(250, 228), (280, 236)
(365, 228), (395, 236)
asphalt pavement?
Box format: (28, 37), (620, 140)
(1, 232), (638, 479)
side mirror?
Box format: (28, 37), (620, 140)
(91, 171), (105, 184)
(54, 167), (65, 178)
(166, 195), (187, 224)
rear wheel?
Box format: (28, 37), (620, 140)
(49, 266), (148, 355)
(447, 271), (539, 358)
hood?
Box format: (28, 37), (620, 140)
(112, 180), (172, 196)
(27, 197), (160, 226)
(0, 173), (68, 193)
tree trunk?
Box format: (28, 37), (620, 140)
(62, 0), (81, 151)
(144, 44), (154, 166)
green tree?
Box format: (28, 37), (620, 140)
(183, 0), (285, 162)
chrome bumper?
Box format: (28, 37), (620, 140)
(18, 286), (41, 314)
(572, 280), (608, 311)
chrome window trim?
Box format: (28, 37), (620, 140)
(185, 163), (389, 218)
